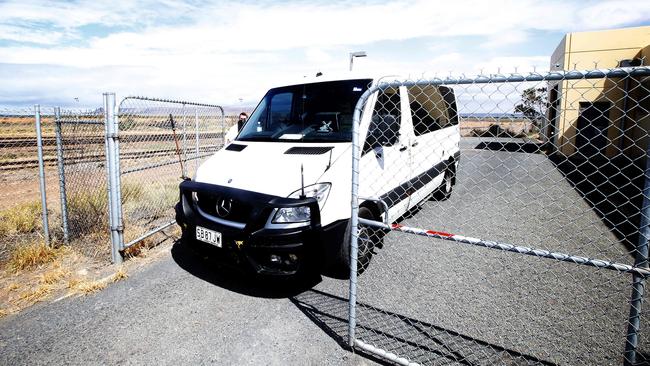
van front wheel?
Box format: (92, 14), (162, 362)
(328, 207), (379, 279)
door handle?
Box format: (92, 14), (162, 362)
(399, 146), (408, 152)
(411, 142), (419, 147)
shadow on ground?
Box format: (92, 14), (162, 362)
(473, 140), (543, 154)
(549, 154), (645, 254)
(170, 240), (321, 298)
(473, 139), (643, 255)
(291, 289), (556, 366)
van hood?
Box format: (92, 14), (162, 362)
(194, 142), (349, 197)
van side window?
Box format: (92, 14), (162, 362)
(363, 89), (401, 153)
(407, 85), (456, 136)
(440, 86), (458, 126)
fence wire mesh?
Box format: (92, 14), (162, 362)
(55, 108), (110, 258)
(117, 97), (225, 248)
(350, 67), (650, 365)
(0, 107), (54, 260)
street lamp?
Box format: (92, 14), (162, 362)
(349, 51), (367, 71)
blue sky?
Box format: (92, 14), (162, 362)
(0, 0), (649, 109)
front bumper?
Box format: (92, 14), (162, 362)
(176, 180), (346, 276)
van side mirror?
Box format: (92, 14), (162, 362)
(365, 114), (400, 150)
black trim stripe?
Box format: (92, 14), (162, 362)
(377, 151), (460, 210)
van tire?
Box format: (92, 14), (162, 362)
(328, 207), (379, 279)
(432, 167), (454, 201)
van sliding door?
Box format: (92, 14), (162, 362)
(359, 88), (412, 222)
(405, 85), (457, 208)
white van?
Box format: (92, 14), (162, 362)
(176, 75), (460, 277)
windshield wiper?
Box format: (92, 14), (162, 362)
(301, 136), (351, 142)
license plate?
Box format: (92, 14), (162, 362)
(196, 226), (222, 247)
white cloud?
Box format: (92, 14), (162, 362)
(0, 24), (64, 44)
(481, 30), (530, 50)
(0, 0), (648, 108)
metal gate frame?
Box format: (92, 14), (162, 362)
(54, 93), (225, 264)
(110, 95), (226, 262)
(348, 66), (650, 365)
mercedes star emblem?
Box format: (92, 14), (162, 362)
(215, 198), (233, 218)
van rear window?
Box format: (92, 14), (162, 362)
(407, 85), (458, 136)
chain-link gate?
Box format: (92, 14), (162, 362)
(116, 97), (225, 252)
(52, 95), (224, 262)
(348, 67), (650, 365)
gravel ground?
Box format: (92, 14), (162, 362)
(0, 138), (646, 365)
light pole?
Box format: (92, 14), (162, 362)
(349, 51), (367, 71)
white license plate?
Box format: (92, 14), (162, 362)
(196, 226), (222, 247)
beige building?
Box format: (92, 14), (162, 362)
(544, 26), (650, 161)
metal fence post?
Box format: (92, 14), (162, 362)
(221, 108), (225, 145)
(181, 103), (188, 178)
(625, 146), (650, 365)
(54, 107), (69, 244)
(34, 104), (50, 246)
(195, 107), (200, 175)
(103, 93), (123, 264)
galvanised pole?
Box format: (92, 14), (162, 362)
(349, 88), (375, 348)
(113, 97), (124, 251)
(103, 93), (123, 264)
(220, 107), (225, 146)
(34, 104), (50, 246)
(181, 103), (188, 178)
(625, 142), (650, 365)
(54, 107), (69, 244)
(195, 107), (200, 175)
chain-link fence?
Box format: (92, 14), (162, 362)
(55, 108), (109, 258)
(349, 67), (650, 365)
(116, 97), (225, 251)
(0, 107), (55, 261)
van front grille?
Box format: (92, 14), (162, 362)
(196, 193), (252, 223)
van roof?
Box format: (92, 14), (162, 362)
(273, 71), (405, 89)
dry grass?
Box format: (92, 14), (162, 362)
(40, 266), (70, 285)
(67, 183), (143, 238)
(0, 201), (41, 237)
(0, 308), (7, 318)
(67, 266), (128, 295)
(112, 266), (128, 282)
(7, 243), (63, 272)
(71, 279), (108, 294)
(18, 284), (51, 303)
(1, 219), (173, 316)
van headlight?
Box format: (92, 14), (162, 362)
(272, 183), (331, 224)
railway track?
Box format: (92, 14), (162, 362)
(0, 132), (224, 149)
(0, 145), (223, 172)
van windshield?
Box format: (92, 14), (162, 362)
(237, 79), (372, 143)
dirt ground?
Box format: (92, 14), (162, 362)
(0, 227), (177, 319)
